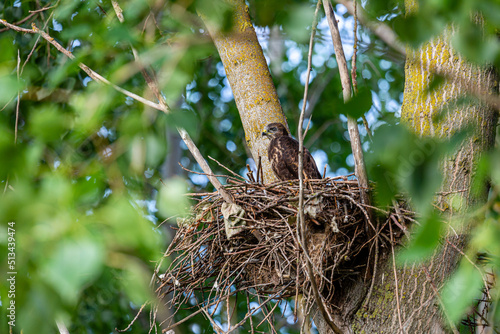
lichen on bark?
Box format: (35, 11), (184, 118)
(201, 0), (287, 183)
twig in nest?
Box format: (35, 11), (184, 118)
(297, 1), (343, 333)
(246, 164), (256, 182)
(155, 170), (411, 333)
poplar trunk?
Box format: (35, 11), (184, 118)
(201, 0), (287, 183)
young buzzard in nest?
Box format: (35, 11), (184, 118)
(262, 122), (322, 181)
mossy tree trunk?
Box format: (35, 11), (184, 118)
(201, 0), (287, 183)
(202, 0), (498, 333)
(315, 9), (498, 334)
(349, 42), (496, 334)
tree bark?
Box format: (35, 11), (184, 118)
(200, 0), (287, 183)
(201, 1), (498, 333)
(314, 9), (498, 334)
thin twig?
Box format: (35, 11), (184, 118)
(389, 221), (403, 333)
(0, 19), (167, 111)
(334, 0), (406, 55)
(322, 1), (371, 209)
(108, 2), (235, 204)
(297, 2), (343, 334)
(116, 302), (150, 332)
(351, 0), (358, 95)
(159, 175), (404, 334)
(0, 12), (39, 33)
(15, 50), (20, 144)
(0, 15), (235, 205)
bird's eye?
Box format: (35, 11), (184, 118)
(271, 127), (277, 131)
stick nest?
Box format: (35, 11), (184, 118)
(155, 173), (401, 328)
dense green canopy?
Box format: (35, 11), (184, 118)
(0, 0), (499, 333)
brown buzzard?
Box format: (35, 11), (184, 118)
(262, 123), (322, 181)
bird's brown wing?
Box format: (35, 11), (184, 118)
(268, 136), (321, 181)
(268, 137), (296, 180)
(304, 147), (322, 179)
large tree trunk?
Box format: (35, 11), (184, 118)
(317, 17), (497, 334)
(201, 0), (498, 332)
(200, 0), (287, 183)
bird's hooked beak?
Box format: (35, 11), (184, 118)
(262, 129), (268, 137)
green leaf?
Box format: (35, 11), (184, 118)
(370, 164), (399, 207)
(441, 260), (483, 324)
(29, 106), (71, 143)
(0, 74), (22, 105)
(41, 238), (104, 304)
(146, 134), (167, 167)
(280, 4), (316, 43)
(337, 87), (372, 119)
(425, 74), (446, 94)
(452, 22), (500, 64)
(394, 13), (444, 46)
(397, 211), (443, 263)
(195, 0), (235, 33)
(121, 260), (153, 305)
(157, 177), (191, 219)
(400, 137), (442, 213)
(165, 108), (198, 137)
(96, 197), (160, 259)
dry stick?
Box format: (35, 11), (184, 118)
(335, 0), (405, 56)
(0, 19), (166, 111)
(350, 1), (372, 141)
(208, 156), (247, 181)
(116, 302), (150, 332)
(245, 291), (255, 334)
(178, 128), (235, 204)
(0, 15), (235, 204)
(109, 2), (239, 327)
(297, 1), (343, 334)
(15, 50), (20, 144)
(323, 1), (370, 208)
(20, 9), (55, 75)
(201, 308), (225, 334)
(388, 220), (403, 333)
(335, 0), (500, 111)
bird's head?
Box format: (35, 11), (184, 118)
(262, 123), (289, 140)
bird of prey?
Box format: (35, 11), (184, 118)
(262, 122), (322, 181)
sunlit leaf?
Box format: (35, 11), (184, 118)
(397, 211), (443, 263)
(337, 87), (372, 119)
(28, 106), (71, 143)
(157, 176), (191, 219)
(41, 238), (104, 304)
(441, 260), (484, 324)
(121, 260), (153, 305)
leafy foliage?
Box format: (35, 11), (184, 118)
(0, 0), (499, 333)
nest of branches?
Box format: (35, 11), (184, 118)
(155, 173), (407, 330)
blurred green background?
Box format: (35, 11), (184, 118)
(0, 0), (499, 333)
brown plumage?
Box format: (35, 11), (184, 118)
(262, 122), (322, 181)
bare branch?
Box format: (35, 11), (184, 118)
(178, 128), (235, 204)
(109, 1), (235, 204)
(322, 1), (371, 208)
(335, 0), (406, 55)
(297, 1), (343, 333)
(335, 0), (500, 111)
(1, 17), (235, 205)
(0, 12), (38, 33)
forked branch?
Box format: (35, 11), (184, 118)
(297, 1), (344, 333)
(0, 16), (235, 205)
(322, 1), (370, 208)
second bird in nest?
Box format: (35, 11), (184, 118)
(262, 122), (322, 181)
